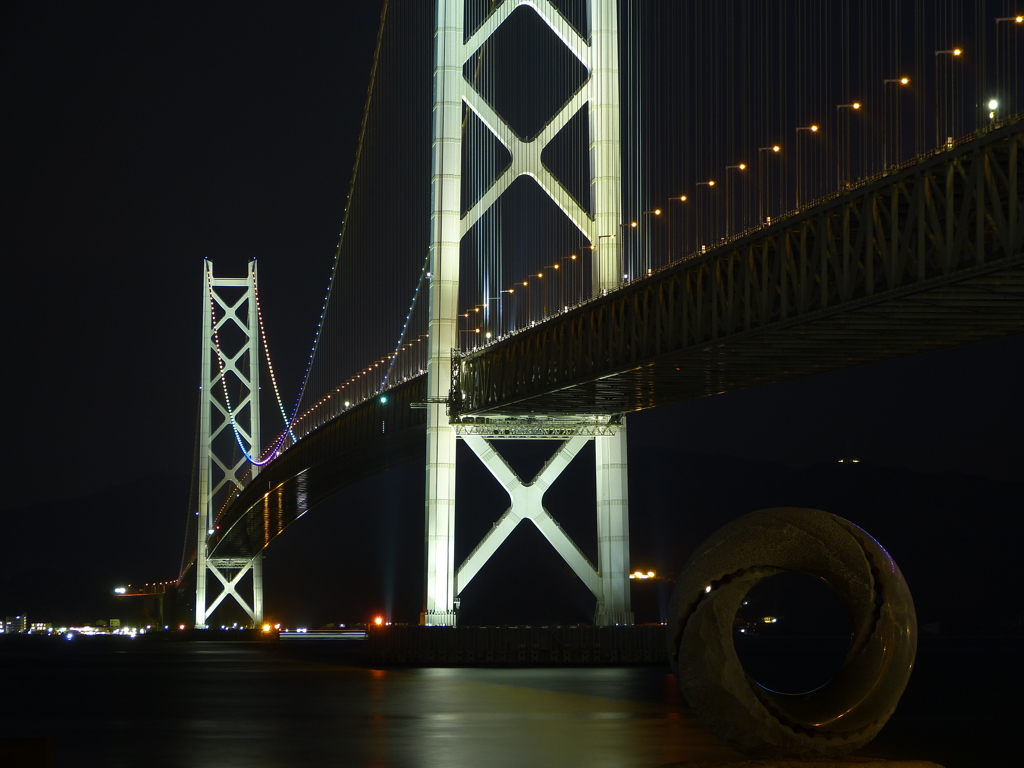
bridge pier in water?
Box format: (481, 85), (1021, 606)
(424, 0), (632, 627)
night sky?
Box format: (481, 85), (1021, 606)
(3, 1), (1023, 628)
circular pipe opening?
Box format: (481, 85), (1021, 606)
(733, 570), (853, 694)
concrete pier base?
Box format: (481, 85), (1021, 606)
(367, 624), (666, 666)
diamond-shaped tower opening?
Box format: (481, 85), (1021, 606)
(540, 104), (591, 216)
(548, 0), (589, 38)
(463, 6), (589, 141)
(465, 1), (589, 42)
(461, 106), (514, 216)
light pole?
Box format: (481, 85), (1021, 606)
(882, 78), (910, 169)
(724, 164), (746, 237)
(530, 271), (546, 318)
(987, 98), (999, 124)
(757, 146), (780, 224)
(835, 102), (861, 189)
(558, 255), (578, 306)
(541, 265), (562, 315)
(458, 311), (475, 350)
(478, 295), (505, 337)
(592, 235), (616, 296)
(934, 48), (962, 149)
(694, 180), (715, 252)
(795, 125), (819, 208)
(667, 195), (687, 261)
(499, 288), (516, 333)
(641, 209), (662, 273)
(499, 289), (514, 333)
(518, 280), (530, 324)
(620, 221), (638, 280)
(995, 16), (1023, 111)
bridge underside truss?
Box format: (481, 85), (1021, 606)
(455, 122), (1024, 416)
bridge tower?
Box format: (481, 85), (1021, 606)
(195, 259), (264, 629)
(425, 0), (631, 627)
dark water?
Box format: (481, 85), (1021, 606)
(0, 634), (1018, 767)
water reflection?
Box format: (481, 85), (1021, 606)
(0, 640), (740, 767)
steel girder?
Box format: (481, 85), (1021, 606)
(454, 121), (1024, 417)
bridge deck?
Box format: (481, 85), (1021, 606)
(210, 121), (1023, 560)
(456, 121), (1023, 416)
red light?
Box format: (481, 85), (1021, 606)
(374, 616), (384, 626)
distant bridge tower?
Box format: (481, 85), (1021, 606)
(425, 0), (631, 627)
(195, 259), (264, 629)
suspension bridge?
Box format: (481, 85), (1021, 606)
(179, 0), (1024, 630)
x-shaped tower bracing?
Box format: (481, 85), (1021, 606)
(425, 0), (631, 627)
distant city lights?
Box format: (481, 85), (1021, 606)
(628, 570), (656, 580)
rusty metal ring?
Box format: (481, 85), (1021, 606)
(666, 508), (917, 759)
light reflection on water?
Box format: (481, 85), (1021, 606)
(0, 639), (740, 768)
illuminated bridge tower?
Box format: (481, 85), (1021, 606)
(195, 259), (264, 629)
(425, 0), (632, 627)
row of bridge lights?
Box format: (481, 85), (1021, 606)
(459, 257), (586, 345)
(457, 78), (956, 342)
(240, 19), (1024, 448)
(462, 21), (1024, 347)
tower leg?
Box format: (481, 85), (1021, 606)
(595, 417), (632, 626)
(195, 541), (207, 629)
(423, 411), (457, 626)
(422, 0), (464, 627)
(251, 552), (263, 625)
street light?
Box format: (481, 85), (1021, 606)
(995, 18), (1022, 135)
(593, 234), (617, 296)
(619, 220), (639, 279)
(757, 146), (780, 224)
(988, 98), (999, 123)
(506, 286), (522, 331)
(559, 254), (579, 306)
(882, 77), (910, 168)
(519, 280), (533, 322)
(835, 102), (862, 189)
(540, 265), (562, 315)
(641, 208), (662, 273)
(477, 295), (505, 336)
(458, 311), (474, 349)
(667, 195), (688, 261)
(795, 125), (819, 208)
(934, 48), (963, 149)
(694, 180), (715, 252)
(724, 164), (746, 238)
